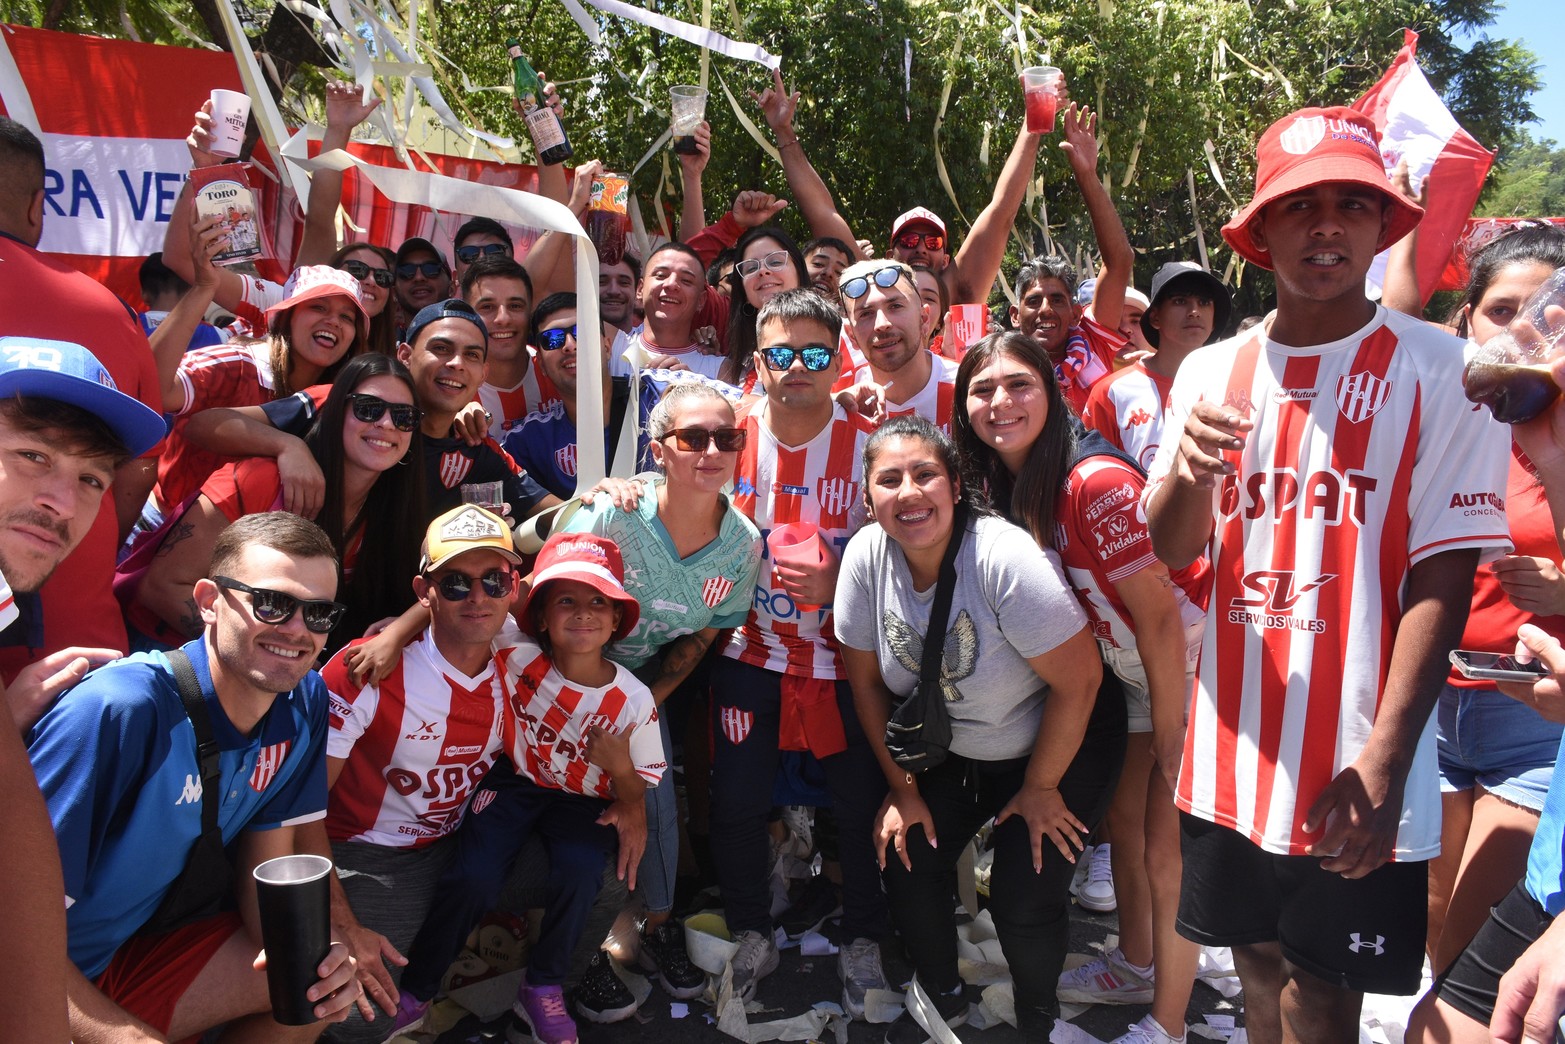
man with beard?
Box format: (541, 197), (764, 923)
(0, 336), (166, 1042)
(27, 512), (362, 1042)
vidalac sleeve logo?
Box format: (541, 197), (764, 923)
(1278, 115), (1327, 155)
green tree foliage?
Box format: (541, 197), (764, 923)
(3, 0), (1541, 312)
(1479, 132), (1565, 217)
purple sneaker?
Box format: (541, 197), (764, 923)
(505, 977), (579, 1044)
(380, 992), (429, 1041)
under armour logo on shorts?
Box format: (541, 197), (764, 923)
(1347, 932), (1385, 956)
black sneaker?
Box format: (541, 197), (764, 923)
(780, 874), (841, 939)
(636, 921), (707, 1000)
(884, 984), (970, 1044)
(572, 950), (638, 1024)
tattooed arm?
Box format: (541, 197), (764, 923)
(647, 627), (720, 706)
(137, 497), (231, 640)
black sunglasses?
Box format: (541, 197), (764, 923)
(396, 260), (445, 280)
(892, 231), (946, 251)
(661, 426), (746, 452)
(839, 265), (906, 301)
(346, 393), (421, 432)
(426, 569), (516, 601)
(214, 576), (346, 634)
(339, 259), (395, 288)
(456, 243), (511, 264)
(535, 325), (577, 352)
(761, 344), (835, 372)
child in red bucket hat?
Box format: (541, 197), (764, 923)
(1139, 104), (1510, 1042)
(391, 531), (662, 1043)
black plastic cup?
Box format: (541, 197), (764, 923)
(253, 854), (333, 1025)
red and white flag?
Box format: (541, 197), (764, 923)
(1357, 28), (1494, 305)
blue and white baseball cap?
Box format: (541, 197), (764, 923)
(0, 337), (167, 456)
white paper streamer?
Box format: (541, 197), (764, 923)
(281, 131), (606, 491)
(570, 0), (780, 69)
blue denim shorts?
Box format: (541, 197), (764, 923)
(1437, 682), (1562, 811)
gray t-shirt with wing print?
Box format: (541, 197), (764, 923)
(835, 513), (1088, 761)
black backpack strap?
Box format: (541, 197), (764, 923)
(916, 502), (970, 707)
(167, 648), (220, 838)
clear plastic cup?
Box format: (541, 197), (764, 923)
(670, 85), (709, 156)
(1020, 67), (1063, 134)
(1464, 266), (1565, 424)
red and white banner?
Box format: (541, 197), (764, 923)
(0, 24), (543, 309)
(1356, 28), (1494, 304)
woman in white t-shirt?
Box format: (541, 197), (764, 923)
(835, 414), (1116, 1043)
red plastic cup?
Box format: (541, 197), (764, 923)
(1021, 67), (1062, 134)
(946, 303), (990, 359)
(767, 522), (829, 612)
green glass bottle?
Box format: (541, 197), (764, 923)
(506, 38), (572, 166)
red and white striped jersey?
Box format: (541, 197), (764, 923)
(1083, 363), (1176, 473)
(322, 632), (505, 848)
(157, 342), (278, 509)
(229, 273), (287, 337)
(723, 400), (871, 679)
(0, 566), (15, 632)
(477, 363), (560, 441)
(1145, 308), (1512, 858)
(1057, 456), (1206, 650)
(496, 630), (665, 799)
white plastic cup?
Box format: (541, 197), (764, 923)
(208, 88), (252, 158)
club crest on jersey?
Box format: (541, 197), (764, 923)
(439, 451), (474, 488)
(720, 706), (753, 746)
(555, 443), (578, 478)
(701, 575), (735, 608)
(471, 789), (497, 815)
(249, 740), (291, 792)
(817, 477), (859, 521)
(1336, 372), (1391, 424)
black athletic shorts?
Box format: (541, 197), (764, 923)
(1175, 812), (1428, 995)
(1434, 881), (1562, 1041)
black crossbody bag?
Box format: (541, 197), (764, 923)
(883, 502), (969, 774)
(139, 648), (234, 936)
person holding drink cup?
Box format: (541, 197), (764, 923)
(26, 512), (361, 1042)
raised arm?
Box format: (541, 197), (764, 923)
(1378, 160), (1428, 319)
(948, 121), (1043, 306)
(749, 68), (860, 254)
(153, 213), (226, 413)
(1061, 104), (1133, 332)
(522, 158), (602, 302)
(162, 100), (252, 314)
(675, 121), (711, 243)
(295, 81), (383, 267)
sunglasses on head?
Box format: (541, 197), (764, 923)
(426, 569), (516, 601)
(338, 259), (395, 288)
(214, 576), (346, 634)
(893, 231), (945, 252)
(396, 260), (445, 280)
(346, 393), (421, 432)
(839, 265), (905, 301)
(735, 249), (790, 280)
(661, 426), (746, 452)
(455, 242), (511, 264)
(760, 343), (835, 372)
(534, 325), (577, 352)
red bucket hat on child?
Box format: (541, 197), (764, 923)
(264, 264), (371, 345)
(1220, 106), (1423, 271)
(520, 532), (641, 642)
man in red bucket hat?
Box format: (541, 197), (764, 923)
(1142, 106), (1511, 1042)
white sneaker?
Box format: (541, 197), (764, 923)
(1077, 842), (1117, 912)
(838, 936), (889, 1020)
(729, 929), (780, 1002)
(1112, 1013), (1187, 1043)
(1069, 843), (1095, 896)
(1056, 947), (1155, 1004)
